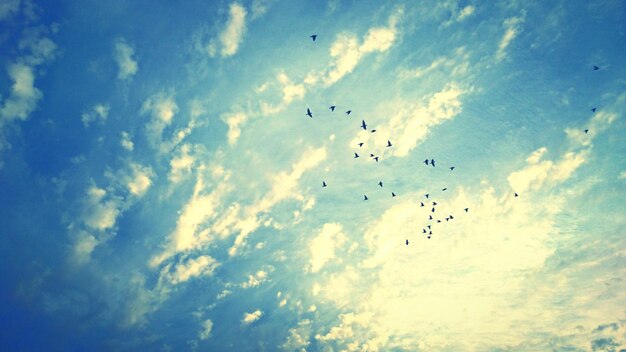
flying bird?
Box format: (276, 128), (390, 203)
(306, 108), (313, 118)
(437, 220), (442, 223)
(322, 181), (327, 187)
(428, 215), (433, 220)
(369, 153), (375, 157)
(387, 140), (392, 147)
(450, 166), (455, 171)
(424, 159), (429, 166)
(354, 153), (359, 158)
(591, 108), (596, 112)
(593, 65), (600, 71)
(361, 120), (367, 130)
(442, 188), (447, 191)
(420, 202), (425, 207)
(391, 192), (396, 197)
(427, 235), (431, 239)
(432, 202), (437, 206)
(464, 208), (469, 212)
(358, 142), (364, 147)
(514, 192), (519, 197)
(430, 159), (435, 167)
(310, 34), (317, 41)
(425, 194), (429, 199)
(374, 157), (379, 162)
(329, 105), (336, 111)
(449, 215), (454, 220)
(378, 181), (383, 187)
(346, 110), (352, 115)
(364, 195), (368, 201)
(371, 129), (377, 133)
(584, 129), (589, 134)
(432, 207), (435, 213)
(423, 229), (427, 234)
(406, 239), (409, 245)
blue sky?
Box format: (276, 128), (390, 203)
(1, 0), (625, 351)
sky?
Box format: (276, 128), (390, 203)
(0, 0), (625, 351)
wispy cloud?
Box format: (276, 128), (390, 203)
(198, 319), (213, 340)
(242, 309), (263, 325)
(114, 38), (138, 80)
(496, 15), (525, 62)
(81, 103), (110, 127)
(308, 223), (347, 273)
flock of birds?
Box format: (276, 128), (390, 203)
(306, 34), (600, 245)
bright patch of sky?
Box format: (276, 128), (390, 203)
(1, 0), (625, 351)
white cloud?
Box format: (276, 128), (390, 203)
(72, 230), (99, 264)
(159, 255), (219, 285)
(199, 319), (213, 340)
(168, 144), (196, 184)
(125, 163), (153, 197)
(242, 309), (262, 325)
(222, 112), (248, 145)
(0, 63), (41, 124)
(114, 38), (138, 80)
(282, 319), (312, 351)
(496, 15), (525, 62)
(82, 185), (120, 232)
(219, 3), (247, 57)
(352, 83), (466, 158)
(81, 103), (110, 127)
(141, 92), (178, 147)
(241, 270), (269, 288)
(120, 131), (134, 151)
(458, 5), (475, 21)
(309, 223), (347, 273)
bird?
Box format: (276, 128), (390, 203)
(361, 120), (367, 130)
(387, 140), (392, 147)
(425, 194), (429, 199)
(427, 235), (431, 239)
(591, 108), (597, 112)
(369, 153), (375, 157)
(310, 34), (317, 41)
(406, 239), (409, 245)
(420, 202), (425, 207)
(584, 129), (589, 134)
(593, 65), (600, 71)
(378, 181), (383, 187)
(432, 207), (435, 212)
(432, 202), (437, 206)
(306, 108), (313, 118)
(428, 215), (433, 220)
(423, 229), (427, 234)
(391, 192), (396, 197)
(374, 157), (379, 162)
(430, 159), (435, 167)
(437, 220), (441, 223)
(364, 195), (368, 200)
(445, 217), (449, 221)
(427, 225), (431, 229)
(354, 153), (359, 158)
(450, 166), (455, 171)
(424, 159), (429, 166)
(442, 188), (447, 191)
(464, 208), (469, 212)
(371, 129), (377, 133)
(358, 142), (364, 147)
(514, 192), (519, 197)
(449, 215), (454, 220)
(329, 105), (336, 111)
(322, 181), (327, 187)
(346, 110), (352, 115)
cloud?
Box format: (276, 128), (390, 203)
(222, 112), (248, 145)
(496, 15), (525, 62)
(120, 131), (134, 151)
(352, 83), (467, 158)
(218, 3), (247, 57)
(458, 5), (475, 21)
(159, 255), (220, 285)
(308, 223), (347, 273)
(168, 144), (196, 184)
(114, 38), (138, 80)
(199, 319), (213, 340)
(282, 319), (312, 351)
(82, 185), (120, 231)
(81, 103), (110, 127)
(0, 0), (20, 21)
(72, 230), (99, 265)
(0, 63), (42, 125)
(242, 309), (262, 325)
(141, 92), (178, 147)
(241, 270), (270, 288)
(620, 171), (626, 180)
(125, 163), (153, 197)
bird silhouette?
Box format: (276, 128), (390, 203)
(450, 166), (455, 171)
(591, 108), (596, 112)
(378, 181), (383, 187)
(514, 192), (519, 197)
(584, 129), (589, 134)
(371, 129), (377, 133)
(423, 229), (427, 234)
(437, 220), (441, 223)
(354, 153), (359, 158)
(427, 235), (431, 239)
(429, 215), (433, 220)
(374, 157), (379, 162)
(449, 215), (454, 220)
(392, 192), (396, 197)
(358, 142), (364, 147)
(432, 202), (437, 206)
(442, 188), (447, 191)
(427, 225), (431, 229)
(424, 159), (429, 166)
(387, 140), (392, 147)
(364, 195), (368, 200)
(593, 65), (599, 71)
(306, 108), (313, 118)
(432, 207), (435, 212)
(430, 159), (435, 167)
(425, 194), (429, 199)
(406, 239), (409, 245)
(322, 181), (327, 187)
(464, 208), (469, 212)
(369, 153), (375, 157)
(329, 105), (336, 111)
(310, 34), (317, 41)
(445, 217), (449, 221)
(420, 202), (425, 207)
(346, 110), (352, 115)
(361, 120), (367, 130)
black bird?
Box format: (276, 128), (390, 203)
(593, 65), (600, 71)
(420, 202), (425, 207)
(387, 140), (392, 147)
(449, 215), (454, 220)
(591, 108), (596, 112)
(430, 159), (435, 167)
(378, 181), (383, 187)
(450, 166), (455, 171)
(464, 208), (469, 212)
(391, 192), (396, 197)
(310, 34), (317, 41)
(437, 220), (441, 223)
(306, 108), (313, 118)
(364, 195), (368, 201)
(514, 192), (519, 197)
(425, 194), (429, 199)
(432, 207), (435, 213)
(354, 153), (359, 158)
(374, 157), (379, 162)
(445, 217), (449, 221)
(429, 230), (432, 235)
(406, 239), (409, 245)
(427, 235), (431, 239)
(442, 188), (447, 191)
(424, 159), (429, 166)
(429, 215), (433, 220)
(423, 229), (427, 234)
(329, 105), (336, 111)
(361, 120), (367, 130)
(369, 153), (375, 157)
(584, 129), (589, 134)
(346, 110), (352, 115)
(432, 202), (437, 206)
(358, 142), (364, 147)
(322, 181), (327, 187)
(427, 225), (431, 229)
(371, 129), (377, 133)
